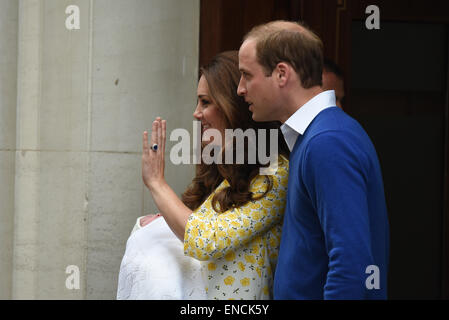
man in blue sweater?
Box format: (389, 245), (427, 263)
(237, 20), (390, 299)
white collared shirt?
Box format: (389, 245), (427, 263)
(280, 90), (337, 151)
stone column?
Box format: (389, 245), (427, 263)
(0, 0), (19, 300)
(9, 0), (199, 299)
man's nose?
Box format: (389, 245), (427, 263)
(237, 77), (246, 96)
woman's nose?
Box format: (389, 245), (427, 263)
(193, 105), (202, 119)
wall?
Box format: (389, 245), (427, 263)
(0, 0), (19, 300)
(0, 0), (199, 299)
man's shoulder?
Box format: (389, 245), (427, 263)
(302, 108), (369, 147)
(308, 107), (359, 133)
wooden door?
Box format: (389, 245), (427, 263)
(199, 0), (449, 299)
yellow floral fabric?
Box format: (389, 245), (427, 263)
(184, 155), (289, 300)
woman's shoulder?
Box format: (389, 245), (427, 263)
(213, 155), (289, 195)
(257, 154), (289, 179)
(277, 154), (289, 175)
(249, 155), (289, 192)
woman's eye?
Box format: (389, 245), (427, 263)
(201, 100), (209, 106)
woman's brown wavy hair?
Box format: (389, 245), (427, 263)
(181, 51), (289, 213)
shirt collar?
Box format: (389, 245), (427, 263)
(280, 90), (336, 151)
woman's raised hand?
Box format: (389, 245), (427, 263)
(142, 117), (167, 191)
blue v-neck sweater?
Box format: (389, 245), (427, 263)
(274, 107), (390, 299)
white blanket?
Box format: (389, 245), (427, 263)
(117, 216), (206, 300)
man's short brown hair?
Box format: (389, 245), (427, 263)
(244, 20), (324, 88)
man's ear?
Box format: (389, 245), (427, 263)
(275, 62), (289, 87)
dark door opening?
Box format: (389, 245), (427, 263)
(350, 21), (447, 299)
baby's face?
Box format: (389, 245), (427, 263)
(140, 213), (162, 227)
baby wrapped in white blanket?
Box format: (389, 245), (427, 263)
(117, 216), (206, 300)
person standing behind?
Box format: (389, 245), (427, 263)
(237, 20), (389, 299)
(322, 58), (345, 109)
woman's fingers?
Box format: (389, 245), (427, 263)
(157, 118), (162, 147)
(151, 120), (159, 152)
(145, 117), (166, 157)
(143, 131), (149, 155)
(161, 120), (166, 155)
(141, 118), (166, 190)
(152, 117), (166, 155)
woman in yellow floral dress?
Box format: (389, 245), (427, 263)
(140, 51), (289, 300)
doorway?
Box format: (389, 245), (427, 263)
(350, 20), (447, 299)
(199, 0), (449, 299)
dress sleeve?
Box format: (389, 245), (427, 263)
(184, 157), (289, 261)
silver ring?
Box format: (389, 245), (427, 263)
(150, 143), (158, 151)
